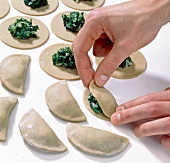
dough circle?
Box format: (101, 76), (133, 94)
(95, 51), (147, 79)
(51, 11), (87, 42)
(11, 0), (59, 16)
(0, 0), (10, 18)
(61, 0), (105, 11)
(39, 43), (80, 80)
(0, 16), (49, 49)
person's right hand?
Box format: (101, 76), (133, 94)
(72, 0), (170, 88)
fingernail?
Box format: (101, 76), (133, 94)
(111, 113), (121, 124)
(116, 106), (125, 112)
(96, 75), (109, 87)
(134, 127), (140, 137)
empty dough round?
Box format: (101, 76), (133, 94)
(95, 51), (147, 79)
(11, 0), (59, 16)
(39, 43), (80, 80)
(51, 11), (87, 42)
(0, 0), (10, 19)
(60, 0), (105, 11)
(0, 16), (49, 49)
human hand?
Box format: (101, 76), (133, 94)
(111, 87), (170, 150)
(72, 0), (169, 87)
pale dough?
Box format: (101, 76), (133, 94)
(95, 51), (147, 79)
(0, 16), (49, 49)
(39, 43), (80, 80)
(11, 0), (59, 16)
(0, 0), (10, 19)
(51, 11), (87, 42)
(61, 0), (105, 11)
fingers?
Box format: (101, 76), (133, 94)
(160, 135), (170, 150)
(133, 117), (170, 137)
(111, 101), (170, 125)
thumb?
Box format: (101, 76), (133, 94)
(94, 43), (131, 87)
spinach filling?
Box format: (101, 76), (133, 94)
(119, 57), (133, 68)
(8, 18), (39, 40)
(52, 47), (76, 68)
(23, 0), (48, 9)
(88, 93), (103, 113)
(62, 12), (85, 32)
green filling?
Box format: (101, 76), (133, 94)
(8, 18), (39, 40)
(62, 12), (85, 32)
(88, 93), (103, 113)
(24, 0), (48, 9)
(52, 47), (76, 68)
(119, 57), (133, 68)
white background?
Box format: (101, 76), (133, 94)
(0, 0), (170, 162)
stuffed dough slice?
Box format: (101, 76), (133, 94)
(19, 108), (67, 152)
(67, 123), (129, 156)
(0, 54), (30, 94)
(45, 80), (86, 122)
(0, 96), (18, 141)
(84, 81), (117, 121)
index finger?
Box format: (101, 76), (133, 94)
(72, 13), (104, 87)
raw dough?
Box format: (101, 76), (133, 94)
(0, 96), (18, 141)
(0, 0), (10, 18)
(83, 81), (117, 121)
(39, 43), (80, 80)
(67, 123), (129, 156)
(0, 54), (30, 95)
(11, 0), (59, 16)
(95, 51), (147, 79)
(0, 16), (49, 49)
(19, 108), (67, 152)
(45, 81), (86, 122)
(51, 11), (87, 42)
(61, 0), (105, 11)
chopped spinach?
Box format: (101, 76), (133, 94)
(88, 93), (103, 113)
(52, 47), (76, 68)
(8, 18), (39, 40)
(119, 57), (133, 68)
(62, 12), (85, 32)
(24, 0), (48, 9)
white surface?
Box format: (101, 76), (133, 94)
(0, 0), (170, 163)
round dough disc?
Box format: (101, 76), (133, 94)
(51, 11), (87, 42)
(0, 16), (49, 49)
(61, 0), (105, 11)
(39, 43), (80, 80)
(0, 0), (10, 18)
(11, 0), (59, 16)
(95, 51), (147, 79)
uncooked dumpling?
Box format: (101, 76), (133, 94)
(84, 81), (117, 121)
(0, 54), (30, 94)
(0, 96), (18, 141)
(45, 81), (86, 122)
(19, 108), (67, 152)
(67, 123), (129, 156)
(95, 51), (147, 79)
(0, 0), (10, 18)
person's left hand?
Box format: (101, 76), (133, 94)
(111, 87), (170, 150)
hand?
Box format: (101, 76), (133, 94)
(72, 0), (169, 88)
(111, 87), (170, 150)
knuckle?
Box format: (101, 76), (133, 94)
(147, 102), (161, 116)
(144, 94), (157, 102)
(163, 117), (170, 132)
(101, 61), (117, 75)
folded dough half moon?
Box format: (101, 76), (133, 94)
(67, 123), (129, 156)
(0, 96), (18, 141)
(0, 54), (30, 95)
(84, 81), (117, 121)
(45, 81), (86, 122)
(19, 108), (67, 152)
(0, 0), (10, 18)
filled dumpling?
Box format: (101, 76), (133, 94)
(83, 81), (117, 120)
(0, 96), (18, 141)
(19, 108), (67, 152)
(45, 80), (86, 122)
(66, 123), (129, 156)
(0, 54), (30, 95)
